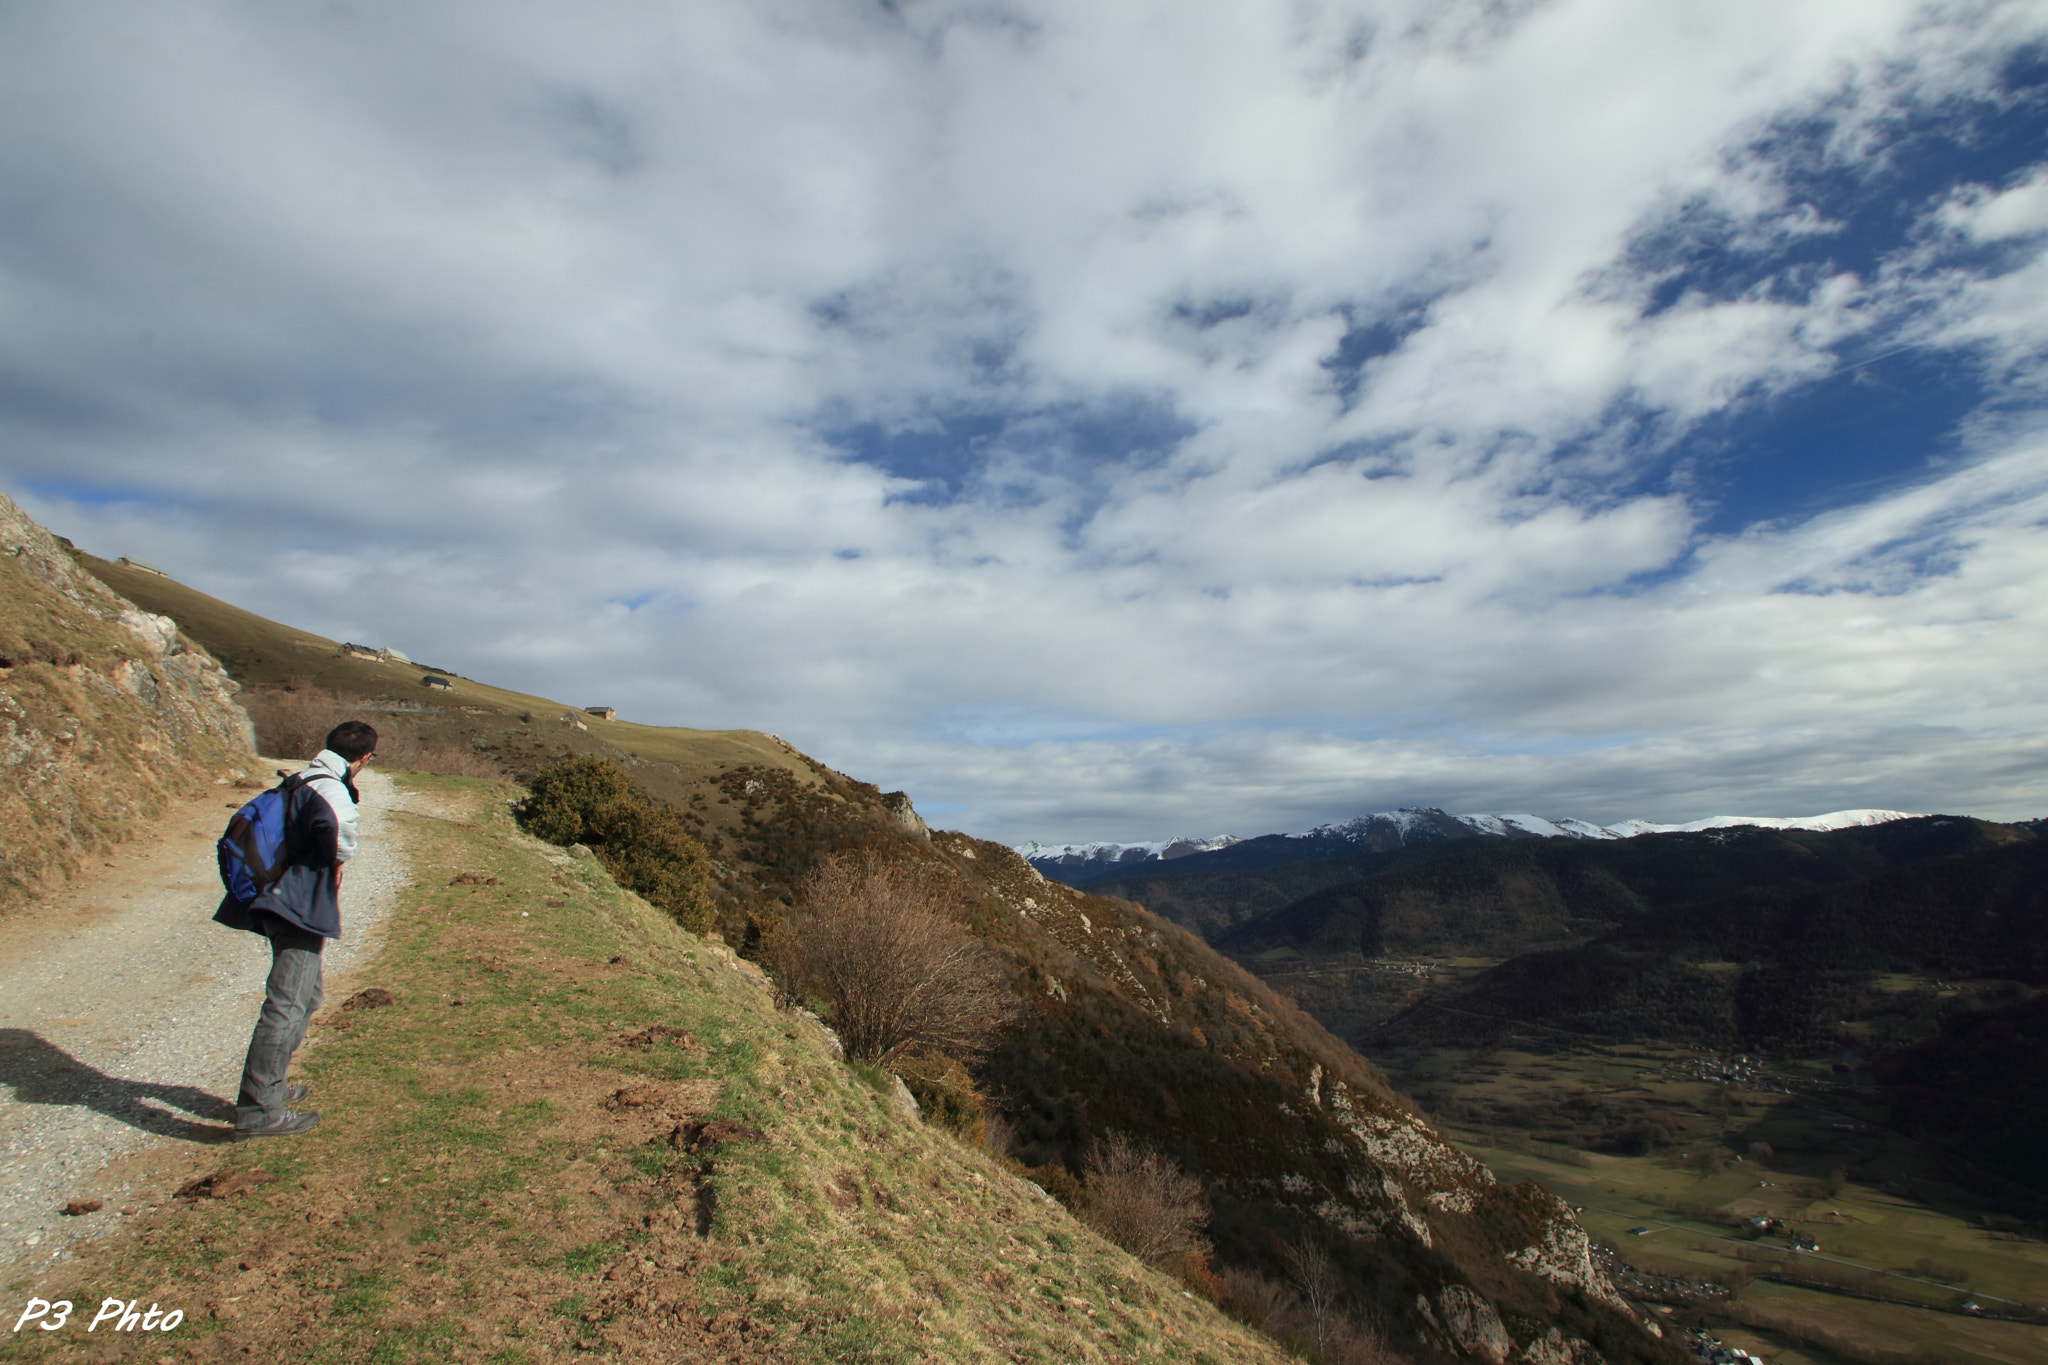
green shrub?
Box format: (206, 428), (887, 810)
(595, 796), (716, 934)
(523, 755), (635, 845)
(522, 757), (715, 934)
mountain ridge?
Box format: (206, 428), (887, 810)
(1021, 806), (1919, 886)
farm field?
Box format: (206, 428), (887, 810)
(1378, 1035), (2048, 1365)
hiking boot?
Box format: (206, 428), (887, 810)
(232, 1110), (320, 1142)
(286, 1082), (312, 1104)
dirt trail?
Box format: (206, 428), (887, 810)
(0, 764), (416, 1277)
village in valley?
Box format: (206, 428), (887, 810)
(1372, 1021), (2046, 1364)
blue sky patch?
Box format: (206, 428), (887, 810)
(1629, 55), (2048, 313)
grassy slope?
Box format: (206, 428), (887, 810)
(4, 773), (1288, 1365)
(85, 555), (820, 794)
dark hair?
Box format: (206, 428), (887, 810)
(325, 720), (379, 762)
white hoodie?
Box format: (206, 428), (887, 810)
(301, 749), (361, 864)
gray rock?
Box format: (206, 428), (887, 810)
(1435, 1284), (1512, 1365)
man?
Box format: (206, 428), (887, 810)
(215, 720), (377, 1140)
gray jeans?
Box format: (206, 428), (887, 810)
(234, 914), (326, 1127)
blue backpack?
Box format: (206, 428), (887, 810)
(217, 774), (319, 904)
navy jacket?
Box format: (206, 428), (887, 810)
(214, 752), (360, 940)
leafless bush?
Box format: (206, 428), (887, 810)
(241, 687), (499, 778)
(241, 686), (337, 760)
(1220, 1265), (1293, 1331)
(983, 1112), (1020, 1161)
(1080, 1132), (1210, 1267)
(1283, 1237), (1345, 1359)
(375, 731), (501, 779)
(1324, 1316), (1410, 1365)
(1220, 1262), (1409, 1365)
(779, 856), (1014, 1064)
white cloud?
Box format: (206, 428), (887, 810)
(5, 0), (2048, 841)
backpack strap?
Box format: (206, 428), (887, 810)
(275, 773), (317, 873)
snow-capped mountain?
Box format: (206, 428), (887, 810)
(1013, 834), (1241, 876)
(1018, 807), (1919, 885)
(1597, 809), (1915, 837)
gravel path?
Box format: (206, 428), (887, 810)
(0, 766), (413, 1276)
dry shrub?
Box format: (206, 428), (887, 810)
(1079, 1132), (1209, 1267)
(240, 685), (336, 761)
(983, 1112), (1021, 1161)
(1321, 1317), (1411, 1365)
(374, 730), (500, 779)
(1172, 1248), (1229, 1305)
(240, 686), (499, 778)
(1220, 1263), (1410, 1365)
(779, 855), (1014, 1064)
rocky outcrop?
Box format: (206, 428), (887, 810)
(880, 790), (929, 838)
(1317, 1071), (1497, 1216)
(1506, 1190), (1634, 1313)
(0, 494), (253, 910)
(1519, 1327), (1602, 1364)
(1434, 1284), (1515, 1364)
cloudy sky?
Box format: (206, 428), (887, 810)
(5, 1), (2047, 842)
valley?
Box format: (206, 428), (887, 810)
(1393, 1034), (2048, 1365)
(1066, 813), (2048, 1364)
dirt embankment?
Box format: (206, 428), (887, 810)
(1, 492), (255, 915)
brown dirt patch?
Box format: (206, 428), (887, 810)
(616, 1023), (699, 1050)
(175, 1168), (276, 1200)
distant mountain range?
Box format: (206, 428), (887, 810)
(1018, 806), (1917, 886)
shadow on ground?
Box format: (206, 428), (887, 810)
(0, 1029), (232, 1142)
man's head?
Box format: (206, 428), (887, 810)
(325, 721), (378, 764)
